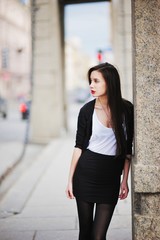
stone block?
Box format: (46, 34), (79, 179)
(134, 164), (160, 192)
(134, 193), (160, 216)
(134, 215), (160, 240)
(141, 194), (160, 216)
(134, 1), (160, 82)
(135, 113), (160, 166)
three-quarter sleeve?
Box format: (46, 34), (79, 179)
(126, 103), (134, 155)
(74, 107), (87, 150)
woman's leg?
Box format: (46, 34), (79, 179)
(76, 198), (94, 240)
(92, 203), (116, 240)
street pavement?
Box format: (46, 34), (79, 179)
(0, 136), (132, 240)
(0, 100), (28, 188)
(0, 141), (23, 184)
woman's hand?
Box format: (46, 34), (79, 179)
(66, 182), (75, 199)
(119, 180), (129, 200)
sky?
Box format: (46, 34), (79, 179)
(64, 2), (111, 59)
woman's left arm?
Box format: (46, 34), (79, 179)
(119, 155), (131, 200)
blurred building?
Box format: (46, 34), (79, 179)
(0, 0), (31, 100)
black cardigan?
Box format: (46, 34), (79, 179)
(75, 99), (134, 156)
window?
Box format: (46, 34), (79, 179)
(1, 48), (9, 69)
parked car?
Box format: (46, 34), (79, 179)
(19, 100), (31, 120)
(0, 97), (7, 118)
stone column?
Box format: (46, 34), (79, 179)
(111, 0), (133, 102)
(132, 0), (160, 239)
(30, 0), (65, 143)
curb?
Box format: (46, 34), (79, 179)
(0, 139), (62, 218)
(0, 142), (24, 185)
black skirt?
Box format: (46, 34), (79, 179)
(73, 149), (124, 205)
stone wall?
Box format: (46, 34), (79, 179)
(132, 0), (160, 239)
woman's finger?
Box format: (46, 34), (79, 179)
(66, 189), (75, 199)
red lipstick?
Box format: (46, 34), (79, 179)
(91, 90), (95, 95)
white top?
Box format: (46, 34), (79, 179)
(87, 110), (117, 156)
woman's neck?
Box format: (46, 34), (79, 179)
(96, 96), (109, 108)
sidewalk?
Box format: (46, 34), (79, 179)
(0, 142), (23, 184)
(0, 137), (132, 240)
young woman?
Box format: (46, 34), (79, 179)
(66, 62), (134, 240)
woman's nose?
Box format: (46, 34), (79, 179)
(90, 81), (94, 88)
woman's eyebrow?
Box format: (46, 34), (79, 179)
(91, 77), (99, 81)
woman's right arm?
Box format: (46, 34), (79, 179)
(66, 147), (82, 199)
(66, 106), (87, 199)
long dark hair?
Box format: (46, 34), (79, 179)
(88, 62), (126, 156)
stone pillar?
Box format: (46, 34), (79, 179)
(111, 0), (133, 102)
(132, 0), (160, 239)
(30, 0), (65, 143)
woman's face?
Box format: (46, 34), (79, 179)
(90, 70), (107, 98)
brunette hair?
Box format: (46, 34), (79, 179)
(88, 62), (126, 156)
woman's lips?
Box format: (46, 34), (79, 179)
(91, 90), (96, 95)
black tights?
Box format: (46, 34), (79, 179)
(76, 198), (115, 240)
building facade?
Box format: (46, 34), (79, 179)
(0, 0), (31, 100)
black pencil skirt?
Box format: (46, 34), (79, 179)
(73, 149), (124, 205)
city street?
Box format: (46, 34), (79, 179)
(0, 137), (132, 240)
(0, 101), (27, 142)
(0, 100), (132, 239)
(0, 101), (32, 199)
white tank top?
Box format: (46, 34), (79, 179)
(87, 110), (117, 156)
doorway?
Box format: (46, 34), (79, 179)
(63, 1), (132, 239)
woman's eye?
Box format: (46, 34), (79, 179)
(94, 79), (99, 83)
(90, 79), (99, 84)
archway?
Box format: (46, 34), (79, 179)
(30, 1), (160, 239)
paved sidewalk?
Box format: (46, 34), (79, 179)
(0, 142), (24, 184)
(0, 137), (132, 240)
